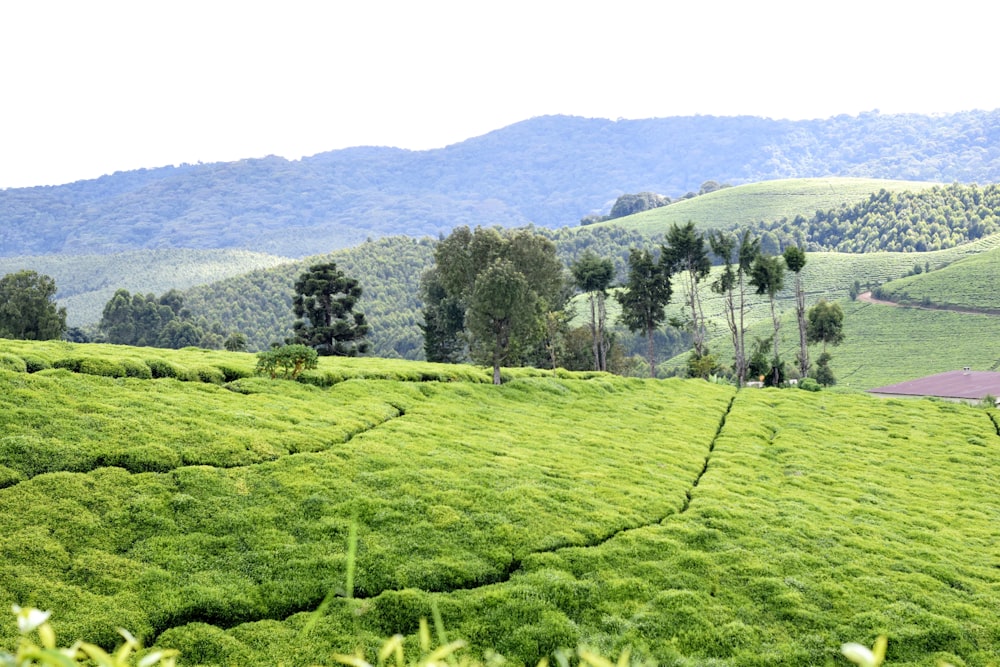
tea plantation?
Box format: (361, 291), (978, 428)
(0, 340), (998, 666)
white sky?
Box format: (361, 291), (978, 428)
(1, 0), (998, 189)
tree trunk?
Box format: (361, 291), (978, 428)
(771, 295), (781, 386)
(597, 291), (608, 372)
(646, 326), (656, 378)
(588, 293), (599, 371)
(795, 273), (809, 377)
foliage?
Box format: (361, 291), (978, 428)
(1, 606), (177, 666)
(425, 227), (566, 381)
(615, 248), (671, 378)
(290, 262), (371, 357)
(806, 299), (846, 352)
(0, 250), (290, 329)
(812, 351), (837, 386)
(571, 252), (615, 372)
(3, 340), (1000, 664)
(98, 289), (226, 351)
(662, 222), (711, 358)
(752, 183), (1000, 253)
(466, 260), (539, 385)
(0, 271), (66, 341)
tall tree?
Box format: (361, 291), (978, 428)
(783, 245), (809, 378)
(419, 266), (467, 363)
(663, 222), (711, 358)
(422, 226), (565, 381)
(749, 253), (786, 386)
(467, 259), (539, 385)
(290, 262), (370, 356)
(615, 248), (671, 378)
(0, 270), (66, 341)
(571, 251), (615, 372)
(806, 299), (845, 354)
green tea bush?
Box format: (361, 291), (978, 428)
(145, 358), (180, 379)
(213, 363), (252, 383)
(297, 369), (340, 387)
(120, 358), (152, 379)
(798, 377), (822, 392)
(0, 464), (24, 489)
(0, 354), (26, 373)
(21, 355), (50, 373)
(0, 435), (87, 477)
(96, 444), (182, 474)
(192, 366), (225, 384)
(78, 358), (127, 378)
(51, 357), (84, 372)
(154, 622), (253, 666)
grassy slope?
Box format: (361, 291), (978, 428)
(1, 341), (999, 665)
(648, 233), (1000, 385)
(0, 249), (293, 327)
(876, 245), (1000, 312)
(587, 178), (942, 235)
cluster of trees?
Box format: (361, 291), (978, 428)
(749, 184), (1000, 253)
(421, 223), (846, 387)
(97, 289), (239, 350)
(0, 270), (67, 341)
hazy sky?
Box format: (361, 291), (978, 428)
(2, 0), (998, 189)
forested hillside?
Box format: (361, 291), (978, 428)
(751, 183), (1000, 252)
(3, 111), (1000, 257)
(0, 249), (291, 327)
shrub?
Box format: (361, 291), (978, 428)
(78, 358), (127, 378)
(214, 363), (252, 383)
(52, 357), (85, 372)
(97, 444), (182, 474)
(22, 355), (51, 373)
(120, 358), (153, 379)
(256, 344), (318, 380)
(193, 366), (225, 384)
(145, 358), (180, 379)
(0, 464), (24, 488)
(0, 353), (27, 372)
(798, 377), (822, 392)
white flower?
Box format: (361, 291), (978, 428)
(841, 642), (876, 667)
(12, 605), (51, 634)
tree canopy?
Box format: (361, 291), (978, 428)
(422, 226), (565, 383)
(290, 262), (370, 356)
(0, 270), (67, 341)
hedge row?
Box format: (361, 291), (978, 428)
(0, 353), (253, 386)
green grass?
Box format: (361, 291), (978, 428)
(2, 341), (999, 665)
(876, 245), (1000, 312)
(587, 178), (942, 235)
(652, 235), (1000, 385)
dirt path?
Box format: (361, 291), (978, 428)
(856, 291), (1000, 317)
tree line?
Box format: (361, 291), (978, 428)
(420, 223), (844, 386)
(1, 224), (844, 388)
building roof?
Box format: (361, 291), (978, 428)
(867, 370), (1000, 400)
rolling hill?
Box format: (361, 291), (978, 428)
(0, 341), (997, 665)
(588, 177), (941, 236)
(4, 110), (1000, 258)
(0, 249), (292, 327)
(873, 245), (1000, 313)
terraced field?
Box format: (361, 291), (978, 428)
(1, 341), (999, 665)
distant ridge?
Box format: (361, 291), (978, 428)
(2, 110), (1000, 258)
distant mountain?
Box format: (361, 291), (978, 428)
(3, 110), (1000, 258)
